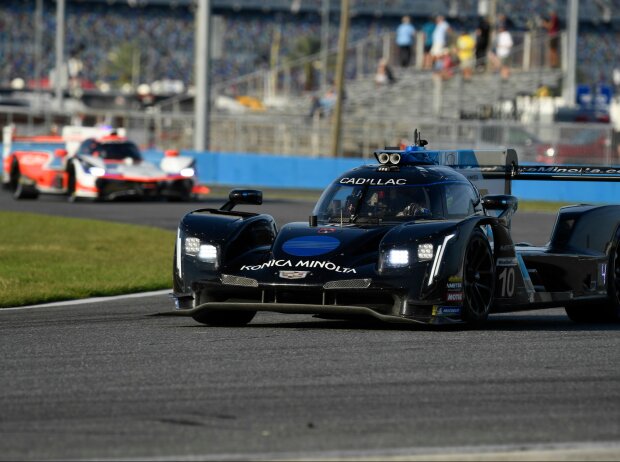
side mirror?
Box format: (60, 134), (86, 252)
(54, 148), (68, 158)
(220, 189), (263, 211)
(482, 194), (518, 227)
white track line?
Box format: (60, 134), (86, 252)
(1, 289), (170, 311)
(90, 441), (620, 462)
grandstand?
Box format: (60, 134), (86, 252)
(0, 0), (617, 156)
(0, 0), (618, 92)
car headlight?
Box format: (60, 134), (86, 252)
(198, 244), (217, 263)
(385, 249), (410, 267)
(184, 237), (201, 255)
(417, 243), (434, 261)
(180, 167), (195, 178)
(545, 147), (555, 157)
(89, 166), (106, 177)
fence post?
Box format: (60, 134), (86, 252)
(383, 33), (391, 65)
(357, 42), (364, 80)
(433, 76), (442, 117)
(523, 31), (531, 71)
(415, 31), (424, 69)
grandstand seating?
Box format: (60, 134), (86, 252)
(0, 0), (618, 93)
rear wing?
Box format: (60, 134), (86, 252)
(429, 148), (517, 196)
(2, 124), (127, 160)
(515, 165), (620, 182)
(376, 146), (620, 196)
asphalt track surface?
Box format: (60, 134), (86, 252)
(2, 193), (620, 460)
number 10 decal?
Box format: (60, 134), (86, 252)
(498, 267), (515, 297)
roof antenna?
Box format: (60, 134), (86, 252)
(413, 128), (428, 147)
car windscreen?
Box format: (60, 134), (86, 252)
(98, 142), (142, 161)
(313, 181), (479, 224)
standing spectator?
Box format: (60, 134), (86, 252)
(475, 16), (490, 71)
(430, 15), (451, 65)
(456, 29), (476, 80)
(541, 10), (560, 68)
(395, 16), (416, 68)
(490, 22), (513, 79)
(421, 17), (436, 69)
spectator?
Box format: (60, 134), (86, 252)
(475, 16), (490, 71)
(541, 10), (560, 68)
(308, 86), (338, 118)
(374, 58), (396, 86)
(395, 15), (415, 68)
(497, 13), (515, 30)
(456, 29), (476, 80)
(433, 47), (457, 81)
(421, 17), (436, 69)
(490, 22), (513, 79)
(430, 15), (451, 65)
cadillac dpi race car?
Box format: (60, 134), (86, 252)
(1, 126), (201, 201)
(170, 134), (620, 326)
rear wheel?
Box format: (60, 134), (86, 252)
(10, 160), (38, 200)
(191, 290), (256, 326)
(565, 233), (620, 323)
(462, 229), (495, 325)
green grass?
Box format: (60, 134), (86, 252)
(0, 212), (175, 308)
(518, 200), (583, 213)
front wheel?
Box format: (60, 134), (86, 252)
(192, 291), (256, 326)
(462, 229), (495, 325)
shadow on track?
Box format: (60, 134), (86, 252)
(153, 312), (620, 333)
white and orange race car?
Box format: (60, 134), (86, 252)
(1, 125), (208, 201)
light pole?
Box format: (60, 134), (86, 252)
(194, 0), (211, 152)
(330, 0), (350, 157)
(34, 0), (43, 110)
(55, 0), (65, 112)
(563, 0), (579, 107)
(320, 0), (330, 90)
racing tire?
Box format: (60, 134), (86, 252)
(66, 165), (78, 202)
(10, 161), (38, 200)
(191, 291), (256, 326)
(565, 231), (620, 323)
(462, 228), (495, 325)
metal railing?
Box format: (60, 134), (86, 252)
(154, 29), (561, 115)
(2, 104), (614, 166)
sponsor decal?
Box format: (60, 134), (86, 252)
(241, 259), (356, 274)
(282, 236), (340, 257)
(446, 292), (463, 302)
(432, 305), (462, 316)
(496, 257), (518, 267)
(447, 281), (462, 290)
(519, 166), (620, 175)
(448, 276), (462, 283)
(339, 177), (407, 186)
(279, 271), (310, 280)
(600, 263), (607, 286)
(318, 228), (337, 234)
(18, 153), (48, 166)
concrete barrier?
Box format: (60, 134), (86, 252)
(149, 151), (620, 204)
(3, 144), (614, 203)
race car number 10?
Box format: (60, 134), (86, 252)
(498, 267), (515, 297)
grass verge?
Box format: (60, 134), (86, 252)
(0, 211), (175, 308)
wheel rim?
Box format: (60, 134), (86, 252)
(464, 237), (494, 316)
(613, 244), (620, 303)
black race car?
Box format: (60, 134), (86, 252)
(170, 136), (620, 326)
